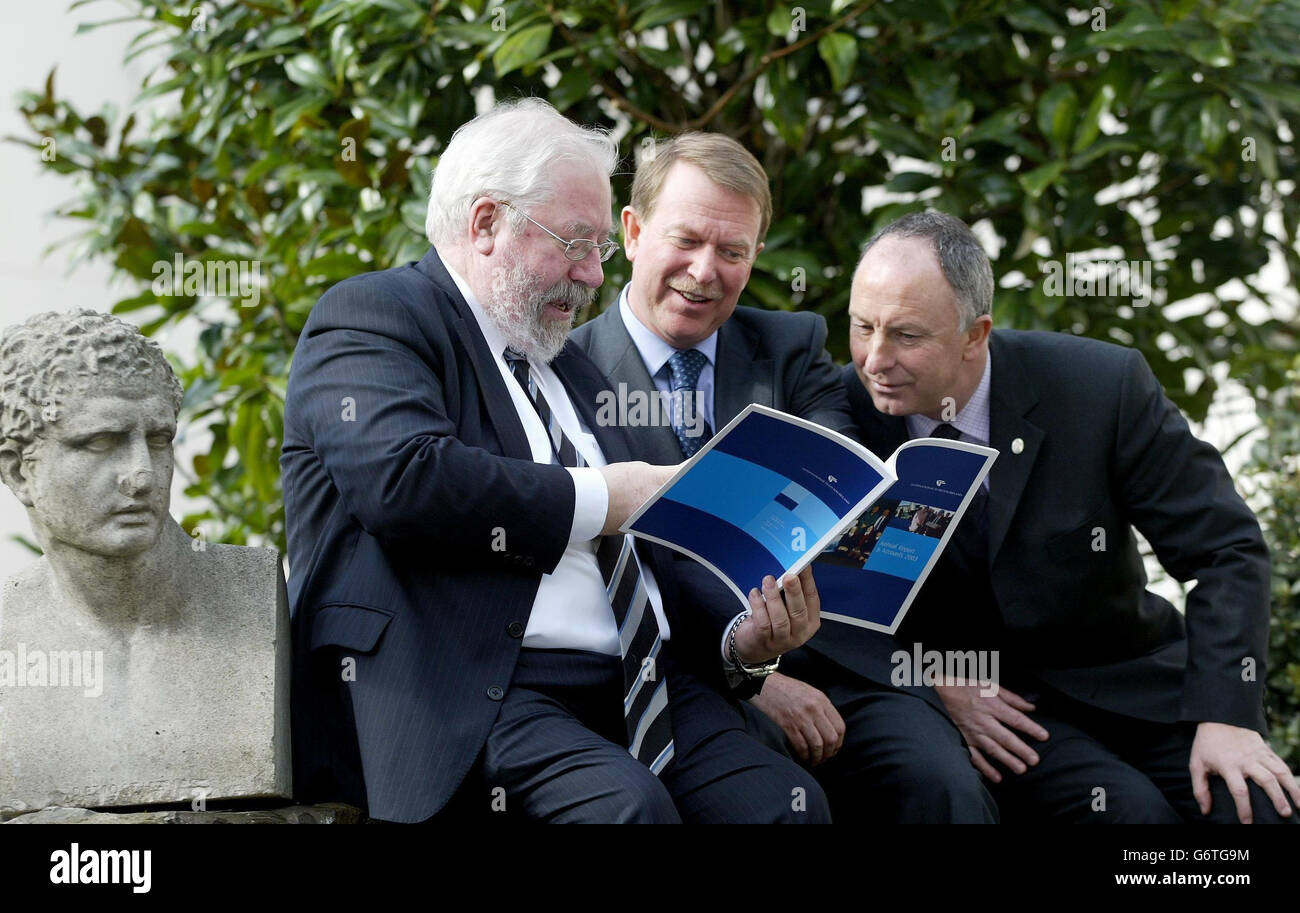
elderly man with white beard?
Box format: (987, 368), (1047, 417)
(281, 99), (830, 824)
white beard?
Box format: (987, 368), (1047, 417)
(484, 251), (594, 364)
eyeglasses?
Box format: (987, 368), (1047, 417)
(496, 200), (621, 263)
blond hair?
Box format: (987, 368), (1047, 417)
(630, 132), (772, 242)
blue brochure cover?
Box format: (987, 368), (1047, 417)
(623, 404), (997, 633)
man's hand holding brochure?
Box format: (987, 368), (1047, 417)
(623, 404), (997, 632)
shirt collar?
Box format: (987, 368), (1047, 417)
(905, 351), (993, 444)
(618, 285), (718, 379)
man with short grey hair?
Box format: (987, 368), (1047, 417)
(844, 209), (1298, 823)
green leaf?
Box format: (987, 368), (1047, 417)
(966, 107), (1026, 145)
(284, 53), (334, 92)
(1187, 35), (1234, 68)
(1004, 6), (1062, 35)
(272, 93), (330, 136)
(493, 23), (553, 77)
(228, 46), (297, 69)
(1200, 95), (1229, 155)
(632, 0), (709, 31)
(817, 33), (857, 92)
(766, 7), (798, 38)
(885, 171), (935, 193)
(1241, 80), (1300, 110)
(1087, 9), (1182, 52)
(1036, 84), (1078, 151)
(550, 65), (592, 111)
(1018, 161), (1065, 198)
(1072, 84), (1115, 153)
(866, 119), (930, 158)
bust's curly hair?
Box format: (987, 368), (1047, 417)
(0, 310), (184, 455)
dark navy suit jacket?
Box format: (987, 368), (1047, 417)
(845, 329), (1271, 731)
(281, 248), (740, 822)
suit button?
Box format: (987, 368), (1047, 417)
(506, 622), (525, 638)
(487, 686), (504, 701)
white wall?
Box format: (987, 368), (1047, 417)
(0, 4), (182, 580)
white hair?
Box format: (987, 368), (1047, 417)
(425, 98), (618, 247)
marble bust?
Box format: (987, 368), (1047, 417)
(0, 310), (290, 816)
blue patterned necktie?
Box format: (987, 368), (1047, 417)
(503, 346), (675, 773)
(666, 348), (713, 458)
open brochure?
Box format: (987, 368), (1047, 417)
(622, 404), (997, 633)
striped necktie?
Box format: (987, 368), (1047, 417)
(503, 347), (675, 773)
(504, 347), (579, 468)
(666, 348), (713, 458)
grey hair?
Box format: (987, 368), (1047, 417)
(425, 98), (619, 247)
(857, 211), (994, 329)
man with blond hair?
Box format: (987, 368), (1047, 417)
(573, 133), (995, 822)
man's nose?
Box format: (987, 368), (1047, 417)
(862, 334), (894, 376)
(685, 247), (718, 287)
(569, 249), (605, 289)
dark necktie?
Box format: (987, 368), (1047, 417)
(666, 348), (713, 458)
(504, 348), (579, 467)
(503, 347), (674, 773)
(930, 422), (989, 568)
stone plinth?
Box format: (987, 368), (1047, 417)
(0, 530), (292, 816)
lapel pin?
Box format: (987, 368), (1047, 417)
(1012, 437), (1024, 454)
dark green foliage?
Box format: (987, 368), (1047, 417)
(1245, 354), (1300, 759)
(13, 0), (1299, 560)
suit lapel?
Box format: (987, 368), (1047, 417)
(414, 249), (533, 461)
(714, 318), (773, 424)
(986, 332), (1043, 563)
(552, 343), (633, 464)
(583, 304), (687, 465)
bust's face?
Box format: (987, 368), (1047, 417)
(22, 387), (176, 558)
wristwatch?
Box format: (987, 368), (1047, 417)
(727, 615), (781, 679)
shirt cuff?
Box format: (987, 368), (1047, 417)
(567, 467), (608, 543)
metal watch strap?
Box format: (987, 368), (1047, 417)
(727, 614), (781, 678)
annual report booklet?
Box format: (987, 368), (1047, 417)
(622, 404), (997, 633)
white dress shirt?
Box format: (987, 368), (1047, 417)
(445, 264), (670, 654)
(619, 287), (718, 434)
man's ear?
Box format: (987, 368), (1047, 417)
(963, 314), (993, 360)
(468, 197), (500, 255)
(621, 206), (642, 260)
(0, 444), (34, 507)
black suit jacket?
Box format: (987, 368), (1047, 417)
(844, 329), (1271, 732)
(571, 298), (928, 703)
(281, 249), (738, 822)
